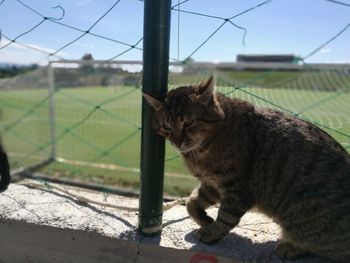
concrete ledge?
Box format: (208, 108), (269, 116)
(0, 219), (233, 263)
(0, 182), (329, 263)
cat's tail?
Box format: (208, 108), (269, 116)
(0, 149), (10, 192)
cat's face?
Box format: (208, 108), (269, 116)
(143, 77), (224, 153)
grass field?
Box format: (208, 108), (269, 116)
(1, 75), (350, 196)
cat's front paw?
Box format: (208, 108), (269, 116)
(195, 223), (226, 244)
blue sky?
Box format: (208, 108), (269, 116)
(0, 0), (349, 65)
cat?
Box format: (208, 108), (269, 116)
(143, 76), (350, 262)
(0, 140), (10, 192)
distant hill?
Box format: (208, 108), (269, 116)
(0, 63), (38, 78)
(0, 63), (15, 68)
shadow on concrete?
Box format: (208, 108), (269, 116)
(163, 215), (190, 227)
(22, 186), (136, 229)
(184, 230), (331, 263)
(119, 229), (162, 246)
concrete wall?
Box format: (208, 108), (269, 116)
(0, 182), (325, 263)
(0, 219), (233, 263)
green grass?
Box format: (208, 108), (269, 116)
(1, 80), (349, 196)
(224, 70), (302, 87)
(0, 86), (197, 196)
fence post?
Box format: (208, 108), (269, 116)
(139, 0), (171, 235)
(48, 62), (56, 161)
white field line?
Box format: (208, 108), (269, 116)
(57, 158), (191, 179)
(8, 154), (192, 179)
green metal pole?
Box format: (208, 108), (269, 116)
(139, 0), (171, 235)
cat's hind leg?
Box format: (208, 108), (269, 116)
(186, 184), (220, 228)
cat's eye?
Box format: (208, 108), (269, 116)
(184, 120), (195, 128)
(162, 124), (172, 132)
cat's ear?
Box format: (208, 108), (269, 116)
(142, 93), (163, 111)
(193, 76), (214, 104)
(197, 76), (214, 95)
(195, 77), (224, 118)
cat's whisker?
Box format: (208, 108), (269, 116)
(190, 150), (198, 167)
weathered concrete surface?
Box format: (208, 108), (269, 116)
(0, 181), (331, 263)
(0, 219), (234, 263)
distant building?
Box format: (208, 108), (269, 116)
(236, 54), (299, 63)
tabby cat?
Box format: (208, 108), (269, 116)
(143, 77), (350, 262)
(0, 141), (10, 192)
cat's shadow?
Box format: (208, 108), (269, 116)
(184, 230), (331, 263)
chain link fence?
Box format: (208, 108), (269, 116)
(0, 0), (350, 197)
(1, 60), (349, 196)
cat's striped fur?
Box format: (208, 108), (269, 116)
(143, 77), (350, 262)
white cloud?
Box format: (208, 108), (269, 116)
(0, 40), (67, 65)
(320, 48), (331, 53)
(26, 43), (68, 56)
